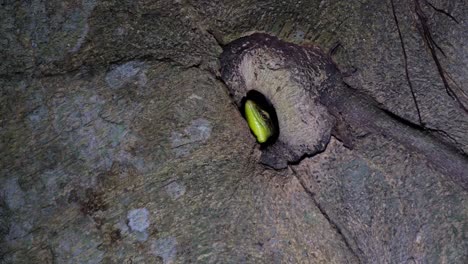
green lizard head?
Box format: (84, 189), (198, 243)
(244, 99), (274, 143)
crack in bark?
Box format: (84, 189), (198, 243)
(424, 0), (459, 24)
(413, 0), (468, 113)
(206, 29), (226, 48)
(379, 105), (466, 154)
(291, 167), (363, 264)
(390, 0), (424, 126)
(0, 55), (196, 80)
(425, 126), (464, 153)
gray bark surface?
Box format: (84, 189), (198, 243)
(1, 0), (467, 263)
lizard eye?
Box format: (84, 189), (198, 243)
(259, 109), (270, 120)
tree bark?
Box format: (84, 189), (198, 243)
(1, 0), (467, 263)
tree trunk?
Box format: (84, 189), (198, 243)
(1, 0), (467, 263)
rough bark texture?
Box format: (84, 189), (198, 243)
(1, 0), (467, 263)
